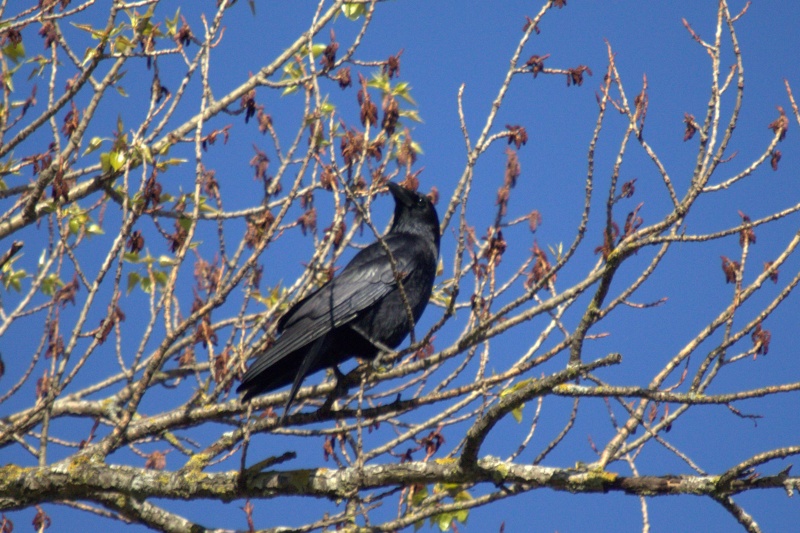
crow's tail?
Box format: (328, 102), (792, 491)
(281, 335), (327, 422)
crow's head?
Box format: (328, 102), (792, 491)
(387, 182), (440, 251)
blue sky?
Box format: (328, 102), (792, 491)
(3, 1), (800, 531)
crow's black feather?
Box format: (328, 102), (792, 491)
(237, 182), (440, 416)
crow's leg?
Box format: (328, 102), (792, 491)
(320, 366), (351, 412)
(349, 324), (397, 368)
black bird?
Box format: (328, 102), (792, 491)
(237, 182), (440, 416)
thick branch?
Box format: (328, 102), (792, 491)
(2, 456), (796, 513)
(460, 353), (622, 468)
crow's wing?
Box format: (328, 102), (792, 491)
(239, 234), (419, 385)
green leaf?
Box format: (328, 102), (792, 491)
(130, 5), (158, 35)
(83, 137), (105, 156)
(153, 269), (168, 287)
(282, 61), (302, 79)
(81, 46), (98, 67)
(2, 42), (25, 64)
(319, 99), (336, 115)
(500, 379), (532, 397)
(68, 216), (82, 235)
(393, 81), (417, 105)
(500, 379), (532, 423)
(113, 35), (133, 54)
(341, 3), (367, 20)
(281, 84), (300, 97)
(367, 72), (390, 93)
(116, 85), (128, 97)
(108, 150), (127, 171)
(426, 489), (472, 532)
(309, 43), (327, 58)
(410, 485), (428, 507)
(2, 71), (13, 92)
(453, 490), (471, 524)
(165, 9), (181, 36)
(126, 272), (140, 295)
(251, 290), (267, 306)
(135, 143), (153, 164)
(399, 109), (423, 123)
(433, 512), (454, 532)
(86, 223), (104, 236)
(157, 255), (178, 267)
(436, 483), (462, 494)
(0, 153), (17, 177)
(71, 22), (106, 40)
(198, 204), (219, 214)
(511, 405), (524, 423)
(2, 257), (27, 292)
(155, 158), (186, 171)
(393, 81), (410, 93)
(5, 270), (25, 292)
(123, 251), (141, 263)
(140, 275), (152, 293)
(39, 200), (57, 214)
(28, 55), (49, 79)
(40, 273), (61, 296)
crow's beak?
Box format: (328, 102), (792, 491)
(387, 181), (415, 207)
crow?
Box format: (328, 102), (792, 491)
(237, 182), (440, 417)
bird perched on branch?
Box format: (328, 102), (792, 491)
(237, 182), (440, 418)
